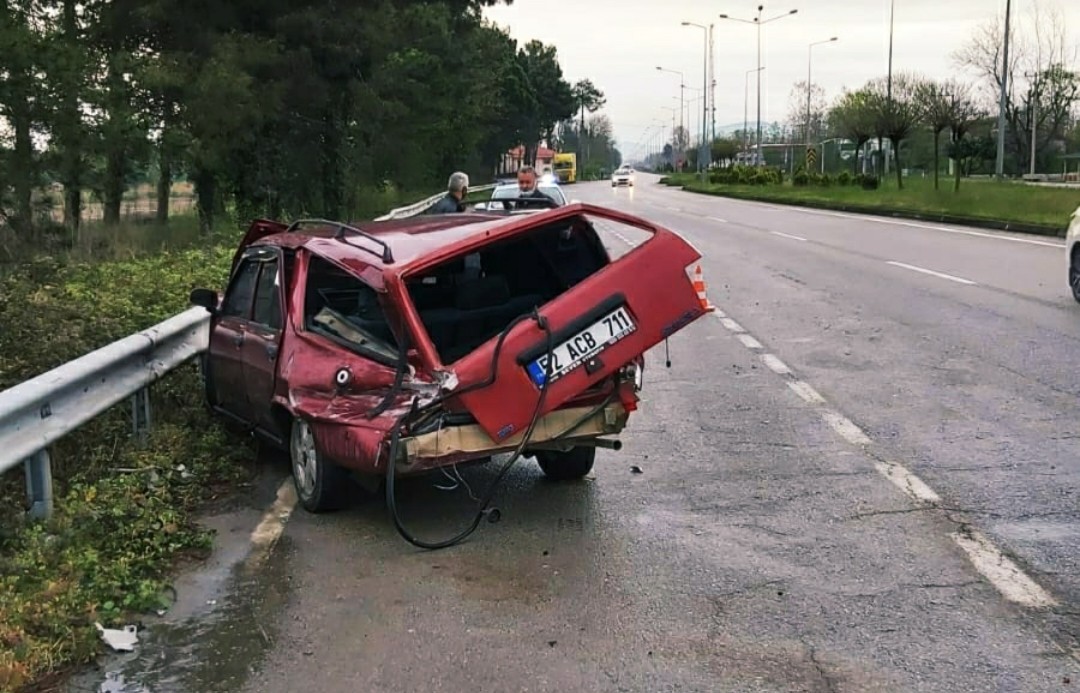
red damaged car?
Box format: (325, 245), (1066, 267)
(190, 202), (711, 531)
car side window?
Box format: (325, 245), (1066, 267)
(303, 255), (399, 363)
(220, 259), (261, 319)
(252, 259), (282, 330)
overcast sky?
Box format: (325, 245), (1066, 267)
(483, 0), (1080, 160)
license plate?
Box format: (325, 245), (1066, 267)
(526, 306), (637, 386)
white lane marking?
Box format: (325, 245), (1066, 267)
(714, 197), (1064, 248)
(712, 299), (1058, 609)
(761, 353), (792, 375)
(822, 410), (872, 446)
(951, 530), (1058, 608)
(771, 231), (808, 242)
(249, 479), (298, 559)
(737, 334), (763, 350)
(719, 317), (746, 332)
(787, 380), (826, 405)
(708, 216), (728, 223)
(713, 308), (727, 318)
(873, 461), (941, 504)
(886, 261), (977, 286)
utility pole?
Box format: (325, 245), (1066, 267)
(886, 0), (895, 175)
(995, 0), (1011, 180)
(1030, 73), (1038, 176)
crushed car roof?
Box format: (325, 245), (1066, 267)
(250, 204), (605, 274)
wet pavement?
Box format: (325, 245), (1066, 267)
(65, 178), (1080, 691)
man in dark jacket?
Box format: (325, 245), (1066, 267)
(428, 171), (469, 213)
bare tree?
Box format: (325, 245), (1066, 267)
(787, 80), (828, 147)
(867, 73), (924, 189)
(946, 88), (985, 192)
(919, 80), (978, 190)
(953, 0), (1080, 172)
(828, 88), (875, 175)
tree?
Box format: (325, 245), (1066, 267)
(829, 89), (875, 174)
(953, 1), (1080, 173)
(788, 80), (827, 145)
(866, 73), (924, 189)
(946, 92), (985, 191)
(711, 137), (739, 167)
(516, 40), (575, 165)
(919, 80), (963, 190)
(572, 78), (605, 163)
(0, 0), (44, 235)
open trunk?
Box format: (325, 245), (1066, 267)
(399, 205), (709, 442)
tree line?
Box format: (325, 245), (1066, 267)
(0, 0), (604, 241)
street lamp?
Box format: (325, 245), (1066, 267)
(720, 5), (798, 166)
(661, 105), (678, 167)
(744, 66), (765, 161)
(995, 0), (1012, 179)
(682, 21), (713, 179)
(657, 66), (686, 166)
(807, 37), (838, 148)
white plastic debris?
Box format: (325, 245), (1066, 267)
(96, 623), (139, 652)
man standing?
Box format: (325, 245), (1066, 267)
(516, 166), (556, 207)
(428, 172), (469, 213)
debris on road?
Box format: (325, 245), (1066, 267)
(96, 623), (139, 652)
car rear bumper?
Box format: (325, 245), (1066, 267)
(394, 401), (630, 474)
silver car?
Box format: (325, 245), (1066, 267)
(474, 183), (568, 212)
(1067, 204), (1080, 301)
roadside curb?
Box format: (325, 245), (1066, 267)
(657, 180), (1067, 240)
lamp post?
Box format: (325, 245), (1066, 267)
(806, 37), (838, 149)
(720, 5), (798, 166)
(661, 105), (678, 167)
(682, 21), (713, 180)
(995, 0), (1012, 179)
(744, 66), (765, 162)
(657, 66), (686, 168)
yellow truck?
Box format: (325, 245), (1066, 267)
(553, 152), (577, 183)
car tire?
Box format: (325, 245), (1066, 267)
(536, 446), (596, 481)
(1070, 249), (1080, 303)
(290, 418), (351, 512)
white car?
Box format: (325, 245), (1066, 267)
(473, 182), (569, 213)
(1067, 204), (1080, 302)
(611, 167), (635, 187)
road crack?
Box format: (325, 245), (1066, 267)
(804, 641), (840, 693)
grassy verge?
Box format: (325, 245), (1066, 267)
(659, 174), (1076, 235)
(0, 237), (258, 691)
(0, 183), (453, 690)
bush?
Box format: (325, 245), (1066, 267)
(857, 174), (880, 190)
(818, 173), (833, 187)
(0, 243), (256, 688)
(837, 170), (853, 186)
(793, 170), (810, 187)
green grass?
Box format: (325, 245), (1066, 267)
(0, 241), (258, 691)
(0, 183), (452, 690)
(663, 174), (1078, 231)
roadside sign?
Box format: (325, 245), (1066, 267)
(806, 146), (817, 167)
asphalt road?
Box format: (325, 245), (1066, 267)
(73, 176), (1080, 692)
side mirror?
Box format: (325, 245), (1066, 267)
(190, 288), (219, 313)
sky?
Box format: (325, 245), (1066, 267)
(482, 0), (1080, 161)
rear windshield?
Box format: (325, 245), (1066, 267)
(303, 255), (400, 363)
(405, 216), (610, 364)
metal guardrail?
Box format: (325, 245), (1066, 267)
(0, 307), (211, 518)
(0, 187), (502, 519)
(373, 183), (497, 221)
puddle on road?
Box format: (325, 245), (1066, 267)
(65, 507), (293, 693)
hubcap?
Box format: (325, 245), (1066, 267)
(291, 421), (318, 499)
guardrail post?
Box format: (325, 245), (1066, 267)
(25, 450), (54, 520)
(131, 387), (151, 443)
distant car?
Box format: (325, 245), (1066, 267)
(611, 167), (635, 187)
(1068, 204), (1080, 302)
(189, 205), (712, 515)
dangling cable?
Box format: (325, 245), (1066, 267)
(385, 309), (555, 550)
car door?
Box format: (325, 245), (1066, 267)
(241, 251), (287, 435)
(208, 255), (262, 416)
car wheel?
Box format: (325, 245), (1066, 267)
(1070, 250), (1080, 303)
(290, 418), (350, 512)
(536, 446), (596, 481)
